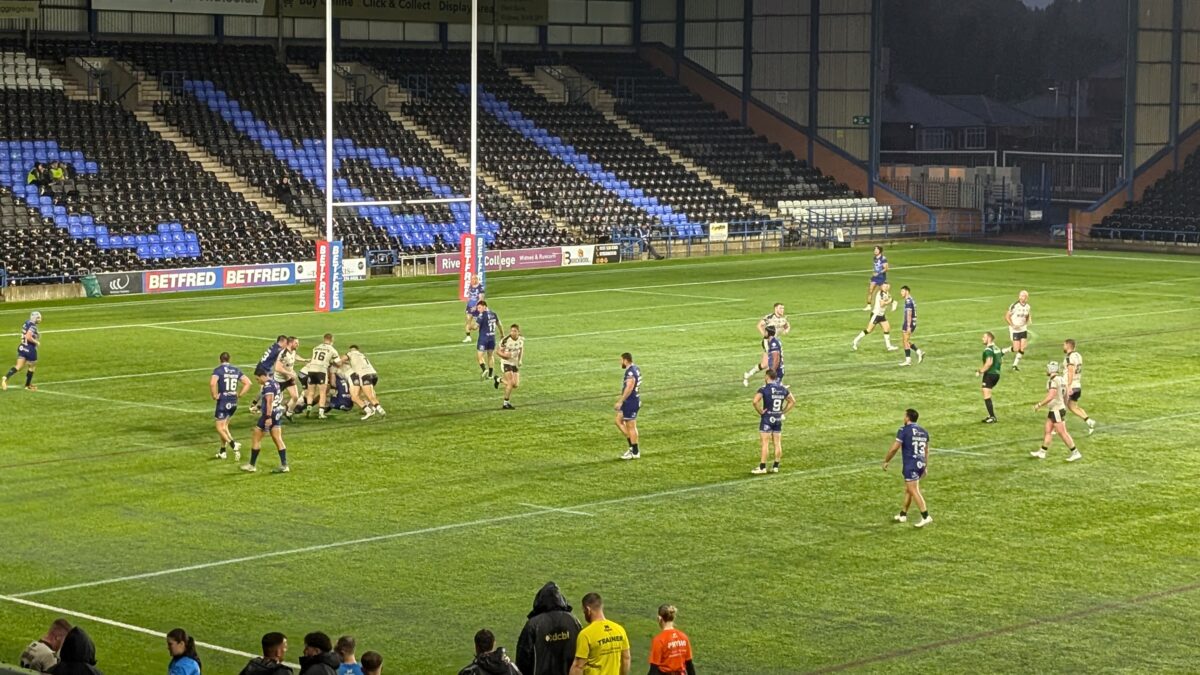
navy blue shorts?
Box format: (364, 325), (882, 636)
(215, 397), (238, 421)
(256, 409), (283, 431)
(759, 414), (782, 433)
(477, 337), (496, 352)
(621, 398), (640, 421)
(17, 345), (36, 362)
(871, 274), (886, 285)
(904, 464), (926, 482)
(903, 323), (916, 333)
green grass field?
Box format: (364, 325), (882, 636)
(1, 242), (1198, 674)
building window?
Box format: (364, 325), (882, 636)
(963, 127), (987, 150)
(918, 128), (950, 150)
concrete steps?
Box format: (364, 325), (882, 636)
(39, 61), (94, 102)
(506, 66), (565, 103)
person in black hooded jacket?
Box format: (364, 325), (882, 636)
(47, 626), (103, 675)
(459, 629), (521, 675)
(298, 632), (339, 675)
(516, 582), (581, 675)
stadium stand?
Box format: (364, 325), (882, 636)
(0, 48), (305, 283)
(1093, 151), (1200, 243)
(344, 47), (765, 240)
(552, 52), (855, 209)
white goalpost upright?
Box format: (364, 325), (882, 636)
(320, 0), (480, 309)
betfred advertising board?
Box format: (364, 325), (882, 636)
(144, 267), (222, 293)
(223, 263), (295, 289)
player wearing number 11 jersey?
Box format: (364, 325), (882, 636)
(211, 352), (251, 460)
(883, 408), (932, 528)
(751, 368), (795, 475)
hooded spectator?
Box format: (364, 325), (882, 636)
(20, 618), (72, 672)
(47, 626), (103, 675)
(516, 582), (581, 675)
(239, 632), (292, 675)
(458, 629), (521, 675)
(166, 628), (201, 675)
(298, 632), (339, 675)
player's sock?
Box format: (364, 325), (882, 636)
(984, 398), (996, 417)
(898, 511), (907, 517)
(745, 364), (762, 377)
(771, 461), (779, 469)
(3, 367), (15, 379)
(278, 449), (287, 466)
(627, 438), (633, 448)
(758, 462), (766, 470)
(25, 371), (33, 387)
(250, 448), (261, 466)
(883, 333), (893, 349)
(911, 343), (919, 352)
(631, 443), (639, 455)
(904, 348), (911, 358)
(1014, 351), (1023, 366)
(487, 367), (493, 378)
(853, 331), (865, 345)
(920, 510), (929, 519)
(479, 363), (486, 373)
(1040, 445), (1048, 452)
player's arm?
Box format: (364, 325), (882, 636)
(1033, 386), (1055, 411)
(1065, 361), (1077, 390)
(209, 374), (219, 401)
(23, 328), (39, 345)
(783, 391), (797, 415)
(263, 393), (275, 426)
(238, 375), (252, 397)
(621, 648), (631, 675)
(1004, 307), (1014, 327)
(756, 317), (767, 337)
(882, 438), (902, 469)
(976, 357), (993, 377)
(616, 377), (635, 409)
(752, 391), (764, 415)
(905, 306), (913, 326)
(273, 357), (288, 377)
(881, 260), (889, 273)
(768, 349), (780, 370)
(783, 319), (791, 334)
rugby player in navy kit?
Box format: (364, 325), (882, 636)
(751, 368), (795, 475)
(883, 408), (932, 528)
(3, 310), (42, 391)
(240, 372), (289, 474)
(475, 301), (500, 380)
(210, 352), (251, 460)
(617, 352), (642, 460)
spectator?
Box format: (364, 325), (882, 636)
(25, 162), (47, 186)
(166, 628), (201, 675)
(239, 632), (292, 675)
(569, 593), (630, 675)
(49, 161), (66, 183)
(516, 582), (581, 675)
(20, 617), (72, 672)
(334, 636), (362, 675)
(359, 651), (382, 675)
(275, 177), (295, 209)
(299, 632), (339, 675)
(457, 629), (521, 675)
(47, 626), (102, 675)
(647, 605), (694, 675)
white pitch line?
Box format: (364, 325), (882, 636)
(518, 502), (595, 517)
(0, 593), (299, 668)
(621, 289), (743, 301)
(2, 251), (1063, 338)
(35, 388), (203, 414)
(144, 325), (274, 341)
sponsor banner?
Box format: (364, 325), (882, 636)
(476, 236), (487, 287)
(594, 243), (621, 265)
(95, 271), (144, 296)
(560, 244), (595, 267)
(271, 0), (549, 24)
(458, 233), (476, 301)
(93, 0), (267, 15)
(294, 259), (317, 283)
(0, 0), (39, 20)
(330, 240), (345, 312)
(342, 257), (368, 282)
(435, 246), (562, 275)
(709, 223), (729, 242)
(223, 262), (295, 289)
(145, 267), (222, 294)
(314, 240), (331, 312)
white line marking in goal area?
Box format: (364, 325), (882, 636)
(9, 409), (1198, 601)
(0, 593), (301, 669)
(518, 503), (596, 517)
(1, 252), (1063, 338)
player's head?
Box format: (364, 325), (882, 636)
(657, 604), (678, 626)
(219, 352), (231, 364)
(764, 368), (777, 382)
(1046, 361), (1060, 376)
(509, 323), (520, 337)
(323, 333), (334, 344)
(581, 592), (604, 622)
(773, 302), (785, 316)
(30, 311), (42, 324)
(1063, 338), (1075, 352)
(303, 632), (332, 657)
(260, 632), (287, 659)
(880, 282), (890, 293)
(765, 324), (777, 338)
(348, 344), (359, 352)
(257, 372), (269, 383)
(899, 285), (910, 297)
(276, 334), (288, 345)
(620, 352), (633, 367)
(1018, 290), (1029, 303)
(477, 300), (488, 310)
(473, 628), (495, 656)
(288, 336), (299, 350)
(905, 408), (919, 424)
(874, 245), (883, 256)
(982, 331), (995, 345)
(472, 274), (481, 286)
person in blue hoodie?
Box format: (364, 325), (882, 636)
(166, 629), (201, 675)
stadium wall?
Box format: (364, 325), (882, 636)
(0, 283), (84, 303)
(639, 43), (934, 231)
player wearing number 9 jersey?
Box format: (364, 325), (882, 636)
(883, 408), (932, 528)
(211, 352), (251, 461)
(302, 333), (339, 419)
(751, 368), (795, 475)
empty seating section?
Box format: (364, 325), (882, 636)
(779, 198), (893, 226)
(349, 47), (763, 239)
(1095, 151), (1200, 243)
(1, 47), (308, 283)
(0, 50), (61, 90)
(558, 52), (854, 209)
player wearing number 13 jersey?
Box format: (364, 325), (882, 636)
(883, 408), (932, 528)
(751, 368), (795, 475)
(211, 352), (251, 461)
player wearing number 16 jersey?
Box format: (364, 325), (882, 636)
(211, 352), (251, 460)
(883, 408), (932, 528)
(302, 334), (339, 419)
(751, 368), (795, 475)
